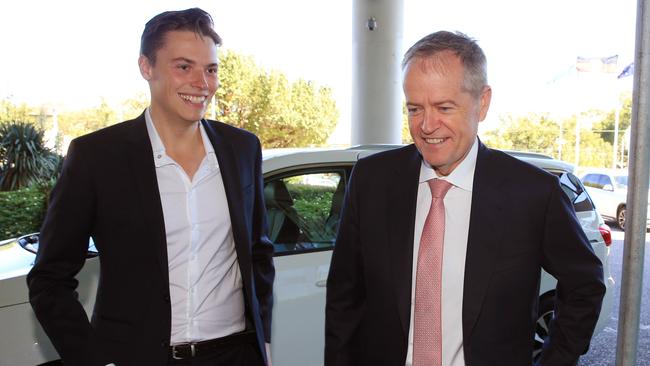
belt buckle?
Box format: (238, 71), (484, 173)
(172, 343), (196, 360)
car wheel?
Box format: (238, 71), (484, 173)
(533, 295), (554, 362)
(617, 206), (626, 230)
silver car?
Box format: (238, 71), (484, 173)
(0, 146), (615, 365)
(581, 169), (650, 230)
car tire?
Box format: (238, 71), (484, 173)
(617, 206), (626, 230)
(533, 295), (554, 362)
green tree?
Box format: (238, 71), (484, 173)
(0, 122), (61, 191)
(593, 92), (632, 146)
(0, 99), (32, 124)
(120, 92), (149, 120)
(553, 115), (613, 167)
(483, 112), (613, 167)
(483, 113), (560, 156)
(217, 51), (338, 148)
(216, 51), (260, 128)
(58, 98), (117, 138)
(401, 103), (413, 144)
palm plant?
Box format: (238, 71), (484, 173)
(0, 122), (61, 191)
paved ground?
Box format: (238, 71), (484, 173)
(578, 228), (650, 365)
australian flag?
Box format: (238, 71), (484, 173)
(618, 63), (634, 79)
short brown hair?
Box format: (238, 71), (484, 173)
(140, 8), (222, 65)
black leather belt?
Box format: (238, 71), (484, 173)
(170, 330), (257, 360)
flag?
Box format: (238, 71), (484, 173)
(618, 62), (634, 79)
(576, 55), (618, 73)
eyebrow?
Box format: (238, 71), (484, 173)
(171, 57), (218, 68)
(172, 57), (196, 64)
(406, 99), (458, 106)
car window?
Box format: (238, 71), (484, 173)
(598, 174), (613, 188)
(265, 169), (346, 256)
(615, 175), (628, 188)
(558, 172), (595, 212)
(582, 174), (601, 189)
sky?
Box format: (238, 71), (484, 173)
(0, 0), (639, 144)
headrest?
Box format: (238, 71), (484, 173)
(264, 180), (294, 208)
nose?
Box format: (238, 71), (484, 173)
(192, 70), (209, 89)
(421, 110), (441, 134)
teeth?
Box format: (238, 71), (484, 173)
(425, 138), (445, 144)
(179, 94), (206, 104)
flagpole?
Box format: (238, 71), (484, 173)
(613, 104), (620, 169)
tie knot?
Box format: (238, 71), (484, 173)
(428, 179), (452, 199)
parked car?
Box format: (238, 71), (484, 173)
(0, 146), (615, 366)
(581, 169), (650, 230)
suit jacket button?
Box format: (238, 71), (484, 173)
(161, 341), (168, 348)
(164, 295), (170, 303)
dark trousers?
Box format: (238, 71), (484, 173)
(168, 339), (265, 366)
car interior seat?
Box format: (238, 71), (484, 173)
(264, 180), (301, 249)
(324, 177), (346, 241)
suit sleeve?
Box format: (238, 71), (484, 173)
(250, 137), (275, 343)
(325, 162), (366, 366)
(26, 140), (108, 366)
(537, 177), (606, 366)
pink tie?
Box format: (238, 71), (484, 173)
(413, 179), (452, 366)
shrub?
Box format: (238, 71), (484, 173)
(0, 122), (62, 191)
(0, 181), (53, 239)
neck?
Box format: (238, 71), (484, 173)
(149, 107), (201, 150)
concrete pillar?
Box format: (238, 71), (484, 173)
(351, 0), (404, 145)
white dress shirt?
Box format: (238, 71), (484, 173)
(405, 138), (479, 366)
(145, 109), (245, 345)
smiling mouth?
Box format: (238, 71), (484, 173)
(424, 137), (446, 144)
(179, 93), (207, 104)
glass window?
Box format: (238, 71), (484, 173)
(558, 172), (595, 212)
(582, 174), (601, 189)
(614, 175), (628, 188)
(598, 175), (613, 188)
(264, 170), (346, 255)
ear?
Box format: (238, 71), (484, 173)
(138, 55), (153, 81)
(478, 85), (492, 122)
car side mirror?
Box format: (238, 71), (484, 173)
(17, 233), (99, 258)
(602, 184), (614, 191)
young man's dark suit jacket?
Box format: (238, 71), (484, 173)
(27, 113), (275, 366)
(325, 142), (605, 366)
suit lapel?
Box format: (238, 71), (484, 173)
(201, 121), (253, 291)
(462, 143), (507, 339)
(387, 145), (423, 337)
(125, 114), (169, 284)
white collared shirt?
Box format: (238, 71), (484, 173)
(405, 138), (479, 366)
(145, 109), (245, 344)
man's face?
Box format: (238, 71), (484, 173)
(139, 30), (218, 125)
(403, 51), (491, 176)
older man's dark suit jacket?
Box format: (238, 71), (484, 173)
(27, 113), (275, 366)
(325, 142), (605, 366)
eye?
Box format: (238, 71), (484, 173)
(407, 106), (421, 115)
(177, 64), (190, 71)
(207, 67), (218, 74)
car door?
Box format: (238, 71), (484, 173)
(265, 166), (350, 366)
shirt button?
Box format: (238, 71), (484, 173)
(157, 154), (162, 159)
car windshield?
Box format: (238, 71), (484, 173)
(614, 175), (628, 189)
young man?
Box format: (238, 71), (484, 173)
(325, 31), (605, 366)
(27, 8), (274, 366)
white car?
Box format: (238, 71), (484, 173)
(0, 146), (615, 366)
(581, 169), (650, 230)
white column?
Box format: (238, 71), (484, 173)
(351, 0), (404, 145)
